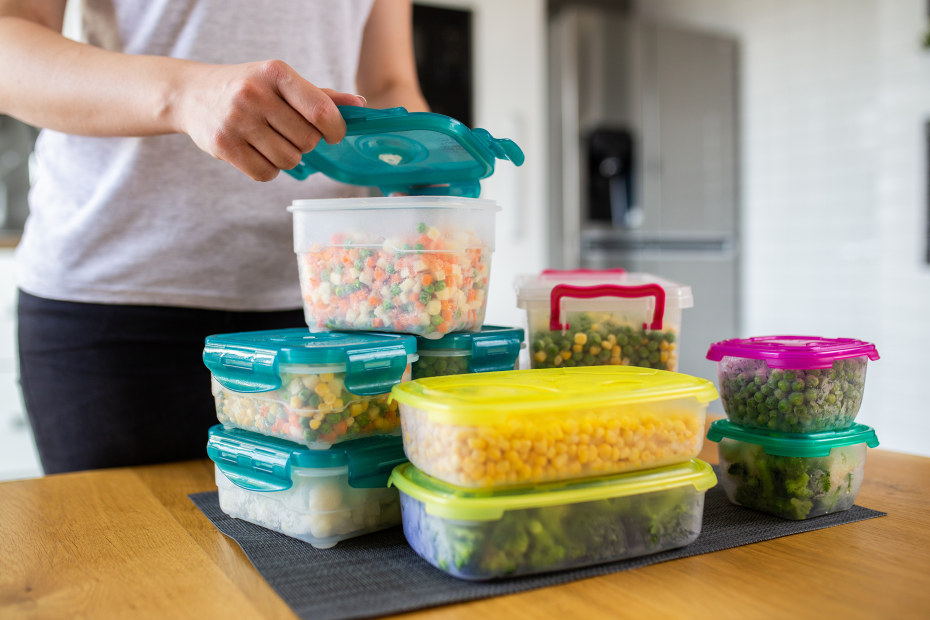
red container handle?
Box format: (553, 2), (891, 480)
(549, 284), (666, 332)
(541, 268), (626, 277)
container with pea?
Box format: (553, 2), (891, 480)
(706, 336), (880, 434)
(390, 365), (718, 489)
(203, 328), (417, 449)
(514, 269), (693, 372)
(412, 325), (525, 379)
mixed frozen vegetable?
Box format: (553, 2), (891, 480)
(212, 368), (406, 449)
(399, 485), (704, 579)
(718, 357), (867, 433)
(296, 223), (491, 339)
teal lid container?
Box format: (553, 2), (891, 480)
(203, 328), (418, 449)
(284, 106), (524, 198)
(412, 325), (525, 379)
(207, 425), (406, 548)
(706, 419), (879, 457)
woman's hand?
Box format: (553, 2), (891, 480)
(174, 59), (366, 181)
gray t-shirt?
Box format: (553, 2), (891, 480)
(16, 0), (373, 310)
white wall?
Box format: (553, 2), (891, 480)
(638, 0), (930, 456)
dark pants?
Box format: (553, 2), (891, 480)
(17, 290), (305, 474)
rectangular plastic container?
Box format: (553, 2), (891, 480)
(390, 365), (718, 489)
(706, 336), (880, 433)
(208, 425), (407, 548)
(707, 419), (879, 520)
(289, 196), (499, 340)
(388, 459), (717, 580)
(203, 328), (417, 449)
(515, 269), (693, 371)
(412, 325), (525, 379)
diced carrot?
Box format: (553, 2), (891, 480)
(374, 268), (386, 282)
(372, 318), (383, 328)
(421, 274), (432, 286)
(334, 420), (348, 435)
(369, 296), (380, 307)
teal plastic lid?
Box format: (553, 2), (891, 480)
(415, 325), (525, 372)
(202, 328), (416, 396)
(706, 419), (880, 457)
(284, 106), (524, 198)
(207, 425), (407, 491)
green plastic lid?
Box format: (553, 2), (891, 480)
(415, 325), (525, 372)
(706, 419), (880, 457)
(388, 459), (716, 521)
(284, 106), (524, 198)
(207, 425), (407, 491)
(202, 328), (416, 396)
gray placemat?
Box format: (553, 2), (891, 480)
(190, 476), (885, 620)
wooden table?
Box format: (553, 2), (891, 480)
(2, 426), (929, 619)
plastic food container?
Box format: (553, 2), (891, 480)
(706, 336), (880, 433)
(203, 328), (417, 449)
(412, 325), (525, 379)
(515, 269), (694, 371)
(388, 459), (717, 580)
(290, 196), (499, 340)
(707, 419), (879, 520)
(207, 425), (406, 548)
(390, 365), (718, 488)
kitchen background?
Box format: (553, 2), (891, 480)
(0, 0), (927, 480)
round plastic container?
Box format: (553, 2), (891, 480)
(514, 269), (693, 371)
(289, 196), (499, 339)
(388, 459), (716, 580)
(203, 328), (417, 449)
(208, 426), (407, 548)
(706, 336), (880, 433)
(390, 365), (718, 489)
(412, 325), (525, 379)
(707, 419), (879, 520)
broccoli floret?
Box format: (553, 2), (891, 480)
(784, 471), (813, 499)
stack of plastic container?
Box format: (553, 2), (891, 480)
(514, 268), (693, 371)
(203, 106), (527, 548)
(704, 336), (881, 520)
(388, 365), (720, 580)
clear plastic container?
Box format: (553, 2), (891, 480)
(203, 328), (417, 449)
(289, 196), (499, 340)
(707, 419), (879, 520)
(412, 325), (525, 379)
(388, 459), (717, 580)
(706, 336), (880, 433)
(390, 365), (718, 489)
(207, 425), (406, 548)
(515, 269), (693, 371)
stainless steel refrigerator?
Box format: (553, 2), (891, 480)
(548, 2), (741, 389)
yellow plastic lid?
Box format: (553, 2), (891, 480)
(389, 365), (718, 425)
(388, 459), (717, 521)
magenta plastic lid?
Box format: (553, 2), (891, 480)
(705, 336), (880, 369)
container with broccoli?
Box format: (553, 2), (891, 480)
(707, 419), (879, 520)
(706, 336), (880, 433)
(388, 459), (716, 580)
(515, 269), (693, 371)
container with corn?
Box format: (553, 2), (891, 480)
(389, 365), (718, 489)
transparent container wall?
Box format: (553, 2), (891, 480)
(715, 439), (867, 520)
(524, 298), (684, 371)
(398, 395), (706, 489)
(716, 355), (869, 433)
(211, 363), (410, 449)
(411, 350), (520, 379)
(293, 201), (496, 340)
(214, 465), (401, 549)
(398, 482), (706, 580)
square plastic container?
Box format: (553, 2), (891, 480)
(706, 336), (880, 433)
(207, 425), (407, 548)
(412, 325), (525, 379)
(203, 328), (417, 449)
(390, 365), (718, 489)
(515, 269), (693, 371)
(289, 196), (499, 340)
(388, 459), (716, 580)
(706, 419), (879, 520)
